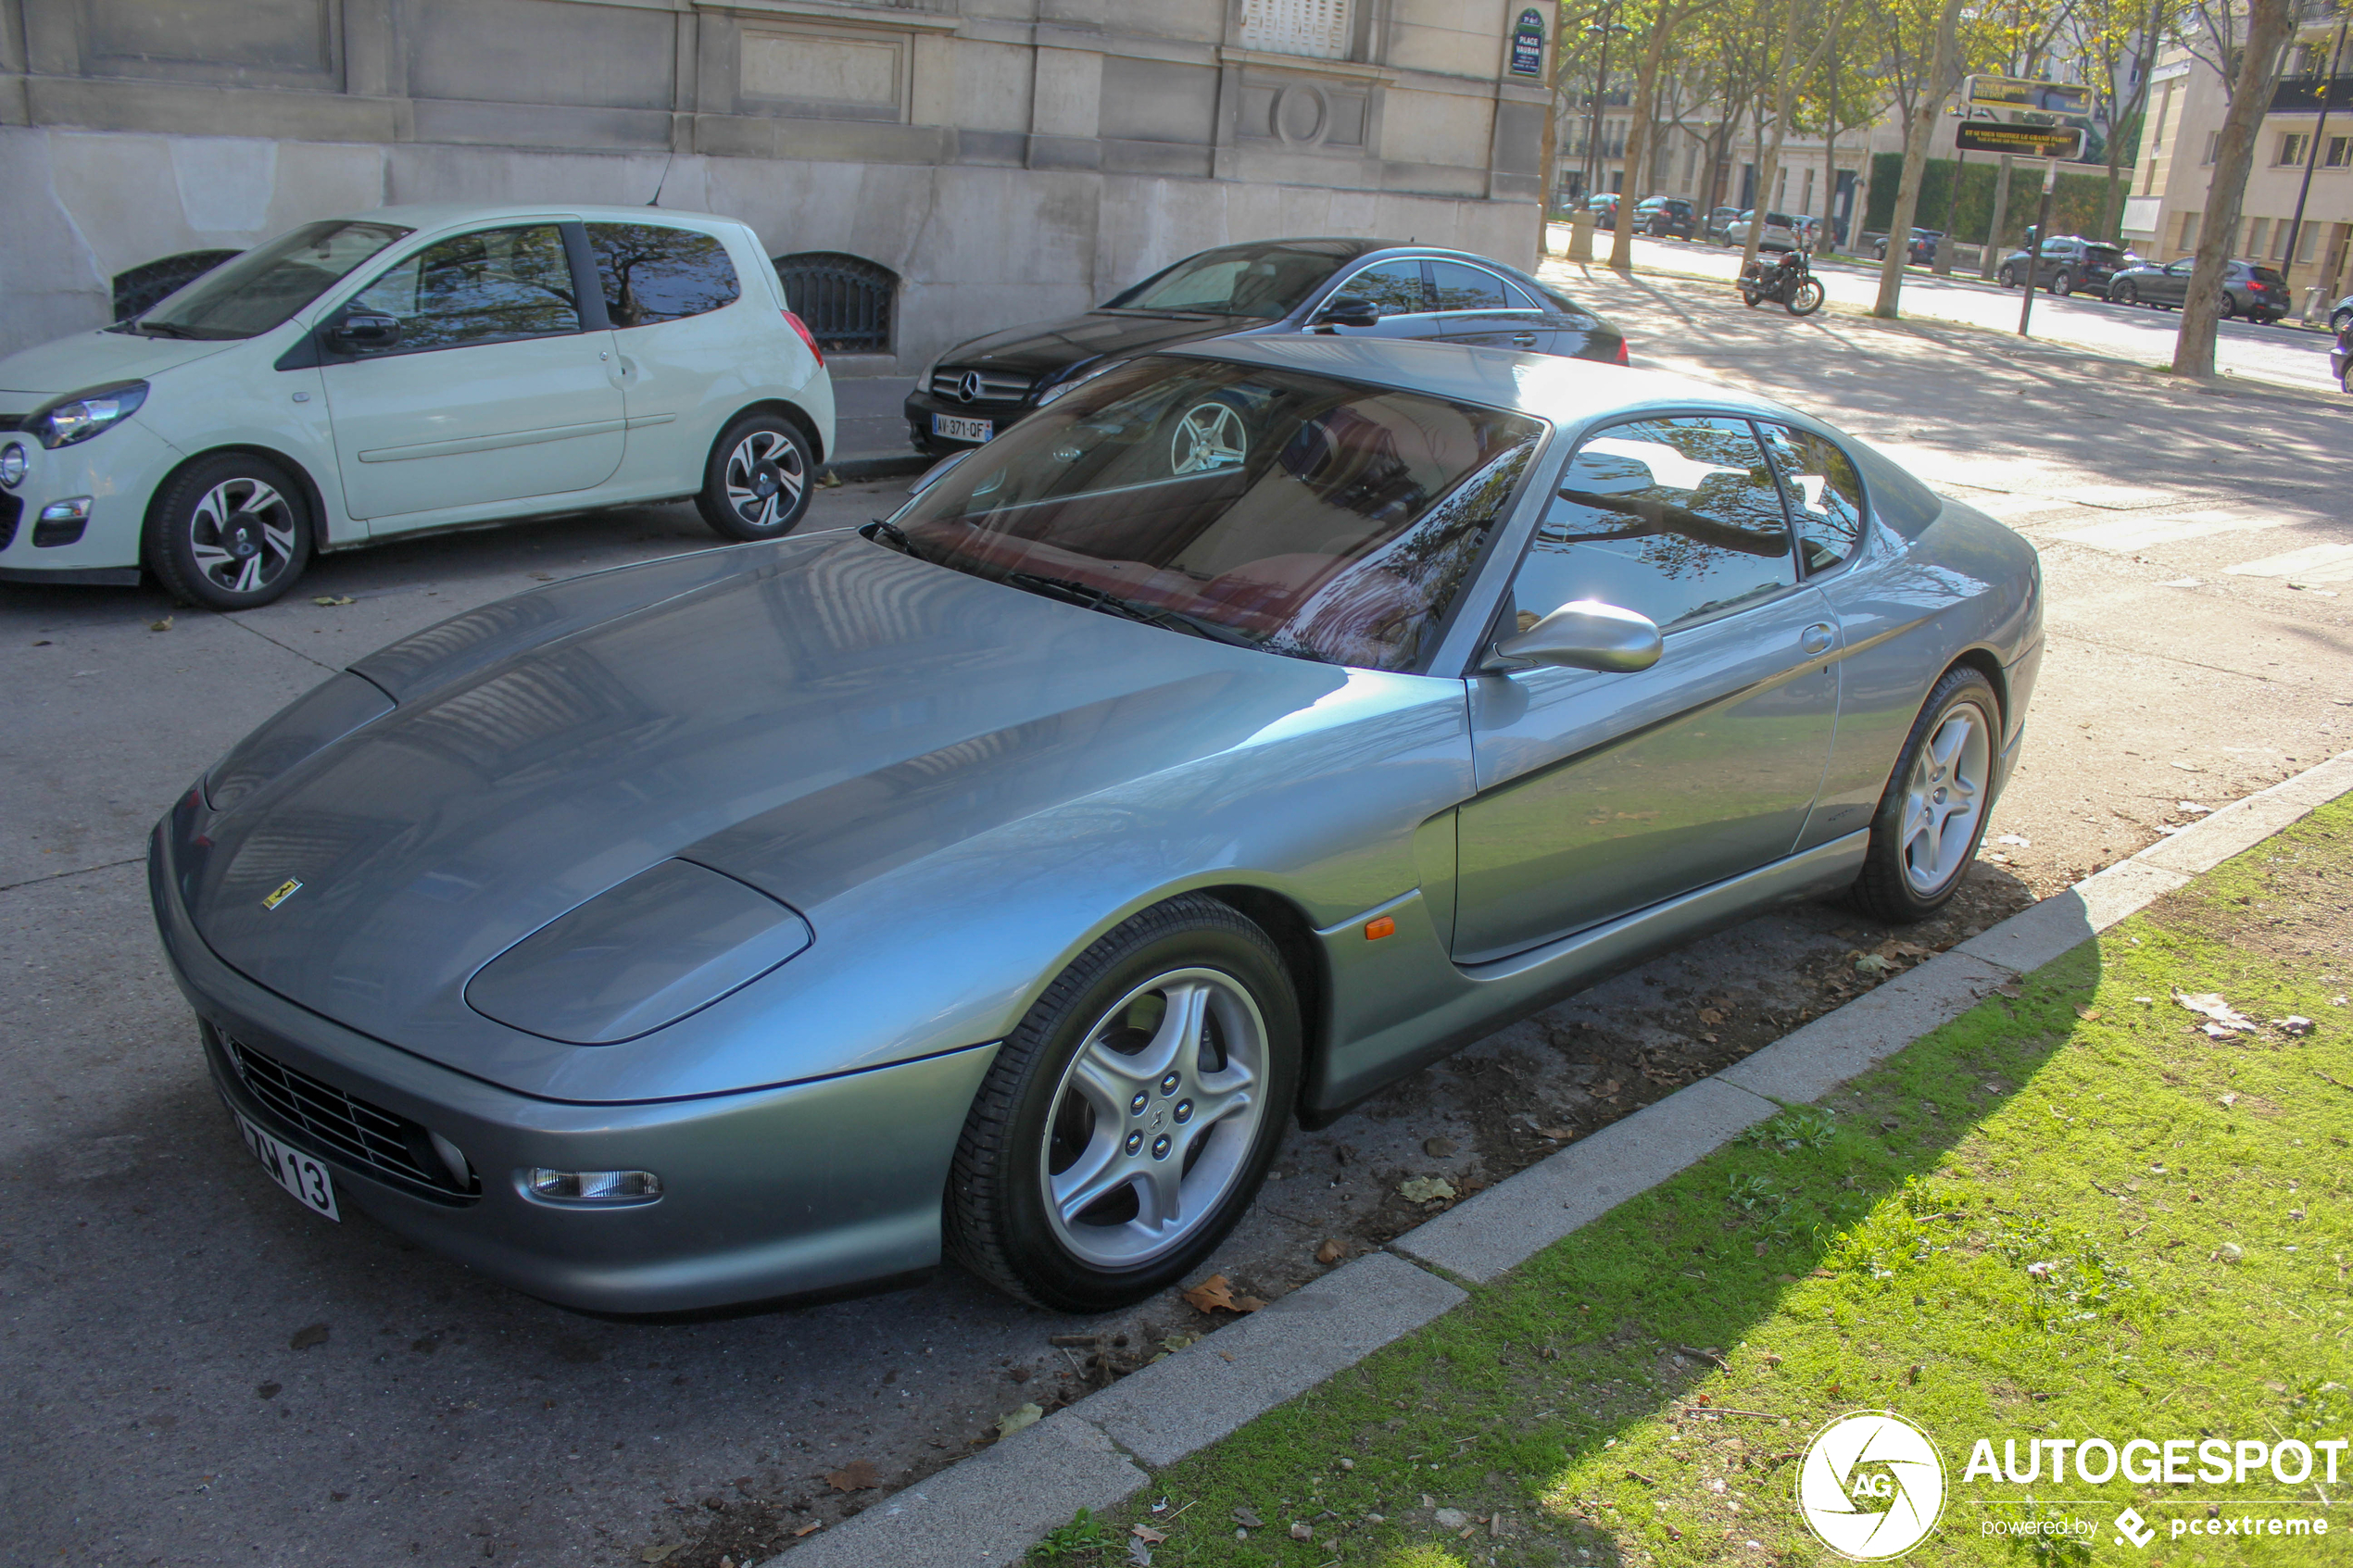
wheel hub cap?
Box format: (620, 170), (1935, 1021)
(1898, 702), (1994, 897)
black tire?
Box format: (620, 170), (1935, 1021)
(2114, 282), (2139, 306)
(2219, 295), (2239, 320)
(696, 411), (814, 542)
(1742, 287), (1766, 308)
(2332, 307), (2352, 333)
(2341, 364), (2352, 395)
(143, 452), (313, 610)
(1787, 279), (1826, 317)
(1997, 266), (2017, 288)
(2051, 270), (2073, 297)
(946, 897), (1300, 1312)
(1851, 666), (2002, 924)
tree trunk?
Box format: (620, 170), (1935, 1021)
(1611, 11), (1678, 270)
(1873, 0), (1966, 319)
(1821, 49), (1841, 254)
(2175, 0), (2296, 377)
(1536, 33), (1574, 256)
(1981, 155), (2014, 279)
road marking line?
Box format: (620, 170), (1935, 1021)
(2223, 542), (2353, 583)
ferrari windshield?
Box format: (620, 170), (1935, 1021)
(132, 220), (411, 340)
(1104, 244), (1360, 319)
(886, 358), (1543, 672)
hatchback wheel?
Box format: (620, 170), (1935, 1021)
(2332, 307), (2352, 333)
(2050, 270), (2073, 296)
(1852, 667), (2000, 923)
(2219, 295), (2238, 320)
(697, 413), (814, 542)
(946, 896), (1299, 1312)
(2114, 282), (2139, 306)
(1997, 266), (2017, 288)
(145, 453), (313, 610)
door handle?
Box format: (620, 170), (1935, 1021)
(1512, 332), (1539, 347)
(1800, 622), (1836, 655)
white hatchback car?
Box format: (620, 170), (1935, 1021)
(0, 204), (835, 608)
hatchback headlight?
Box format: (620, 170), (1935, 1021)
(29, 381), (148, 449)
(0, 442), (26, 488)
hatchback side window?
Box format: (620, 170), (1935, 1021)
(346, 225), (579, 352)
(1335, 260), (1432, 317)
(1429, 261), (1511, 312)
(1504, 415), (1797, 636)
(585, 223), (742, 328)
(1756, 422), (1868, 573)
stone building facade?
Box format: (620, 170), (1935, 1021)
(2122, 7), (2353, 309)
(0, 0), (1549, 365)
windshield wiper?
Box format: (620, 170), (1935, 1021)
(862, 519), (935, 562)
(1000, 571), (1259, 647)
(130, 320), (205, 339)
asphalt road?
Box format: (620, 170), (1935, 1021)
(5, 291), (2350, 1568)
(1558, 229), (2345, 395)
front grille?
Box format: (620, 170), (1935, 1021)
(929, 366), (1034, 405)
(0, 414), (24, 433)
(226, 1035), (479, 1198)
(0, 492), (20, 552)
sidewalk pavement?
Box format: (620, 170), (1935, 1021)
(828, 373), (923, 480)
(767, 747), (2353, 1568)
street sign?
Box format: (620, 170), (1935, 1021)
(1956, 121), (2085, 158)
(1965, 74), (2094, 116)
(1509, 8), (1545, 77)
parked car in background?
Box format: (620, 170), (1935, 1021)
(1994, 235), (2134, 296)
(0, 204), (833, 608)
(1586, 193), (1622, 228)
(2104, 257), (2292, 321)
(157, 336), (2043, 1315)
(1705, 206), (1743, 244)
(1728, 210), (1802, 252)
(1635, 196), (1697, 239)
(1870, 228), (1941, 265)
(2329, 292), (2352, 333)
(903, 238), (1629, 455)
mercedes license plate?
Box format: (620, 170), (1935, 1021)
(931, 413), (993, 444)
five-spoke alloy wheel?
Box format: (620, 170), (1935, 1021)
(1852, 666), (2001, 922)
(698, 412), (815, 542)
(1169, 400), (1249, 475)
(145, 452), (313, 610)
(948, 896), (1299, 1311)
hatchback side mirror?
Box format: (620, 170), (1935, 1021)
(1490, 600), (1662, 673)
(1315, 295), (1382, 330)
(328, 312), (401, 354)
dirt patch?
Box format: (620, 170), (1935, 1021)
(2145, 826), (2353, 967)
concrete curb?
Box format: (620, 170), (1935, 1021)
(770, 748), (2352, 1568)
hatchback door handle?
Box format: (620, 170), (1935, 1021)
(1800, 622), (1836, 655)
(1512, 332), (1539, 347)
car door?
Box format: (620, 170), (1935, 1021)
(582, 220), (748, 485)
(1311, 258), (1443, 341)
(1430, 260), (1549, 352)
(1451, 414), (1843, 962)
(2155, 259), (2196, 304)
(320, 221), (624, 525)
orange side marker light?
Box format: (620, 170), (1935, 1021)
(1364, 916), (1396, 940)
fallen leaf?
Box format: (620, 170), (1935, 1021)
(824, 1458), (881, 1491)
(2178, 801), (2212, 814)
(310, 595), (356, 607)
(1290, 1521), (1314, 1540)
(148, 617), (173, 633)
(2176, 990), (2258, 1034)
(1315, 1238), (1346, 1264)
(288, 1323), (330, 1351)
(1232, 1507), (1265, 1528)
(992, 1405), (1041, 1441)
(1159, 1333), (1198, 1353)
(1422, 1135), (1458, 1157)
(1126, 1542), (1153, 1567)
(1533, 1124), (1578, 1140)
(1698, 1007), (1724, 1025)
(640, 1547), (679, 1563)
(1855, 953), (1894, 976)
(1995, 833), (2031, 847)
(1131, 1524), (1167, 1543)
(1399, 1176), (1457, 1204)
(1183, 1273), (1265, 1313)
(793, 1522), (822, 1537)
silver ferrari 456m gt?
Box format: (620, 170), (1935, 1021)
(150, 337), (2041, 1315)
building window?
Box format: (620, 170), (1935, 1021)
(772, 252), (897, 354)
(2203, 131), (2220, 165)
(2177, 210), (2200, 251)
(2280, 132), (2310, 165)
(2329, 136), (2352, 168)
(2246, 217), (2270, 257)
(2300, 222), (2322, 263)
(1239, 0), (1352, 60)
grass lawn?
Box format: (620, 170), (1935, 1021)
(1038, 797), (2353, 1567)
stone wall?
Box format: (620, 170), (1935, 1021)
(0, 0), (1548, 364)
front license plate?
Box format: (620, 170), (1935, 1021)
(233, 1109), (340, 1222)
(931, 413), (993, 444)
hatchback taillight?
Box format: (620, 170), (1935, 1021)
(1614, 338), (1630, 367)
(782, 310), (824, 369)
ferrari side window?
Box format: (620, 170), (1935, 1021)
(1506, 415), (1797, 635)
(1756, 422), (1868, 574)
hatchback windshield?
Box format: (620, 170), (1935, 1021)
(884, 358), (1543, 672)
(1105, 244), (1356, 319)
(130, 220), (411, 340)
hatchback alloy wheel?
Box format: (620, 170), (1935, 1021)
(696, 412), (816, 542)
(144, 451), (314, 610)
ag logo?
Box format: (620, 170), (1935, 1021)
(1795, 1411), (1946, 1561)
(261, 878), (304, 910)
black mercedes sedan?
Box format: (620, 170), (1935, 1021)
(902, 237), (1629, 454)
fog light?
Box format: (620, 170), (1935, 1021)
(0, 443), (26, 489)
(34, 496), (92, 547)
(523, 1167), (662, 1203)
(428, 1131), (473, 1188)
(39, 496), (91, 522)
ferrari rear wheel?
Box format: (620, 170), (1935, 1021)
(1851, 666), (2000, 923)
(946, 896), (1300, 1311)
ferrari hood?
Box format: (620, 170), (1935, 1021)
(0, 328), (239, 398)
(178, 533), (1345, 1090)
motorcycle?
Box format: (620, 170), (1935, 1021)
(1738, 248), (1825, 317)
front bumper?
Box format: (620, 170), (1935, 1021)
(149, 810), (998, 1315)
(0, 419), (182, 581)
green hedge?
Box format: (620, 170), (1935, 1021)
(1864, 150), (2128, 247)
